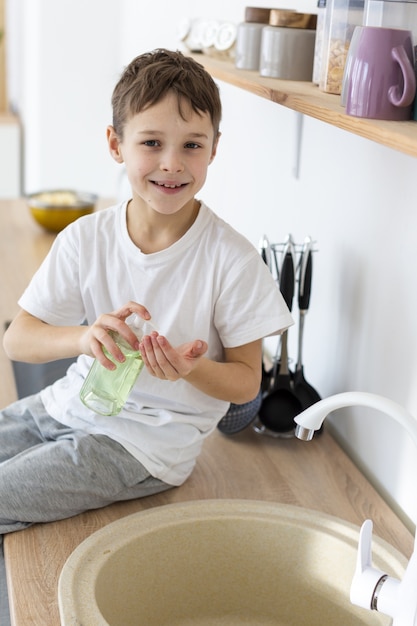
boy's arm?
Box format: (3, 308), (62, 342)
(3, 309), (88, 363)
(139, 334), (263, 405)
(186, 341), (263, 404)
(5, 307), (264, 405)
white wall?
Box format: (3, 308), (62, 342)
(8, 0), (417, 531)
(7, 0), (123, 195)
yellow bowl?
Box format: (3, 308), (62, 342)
(27, 190), (97, 233)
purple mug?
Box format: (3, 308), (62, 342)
(345, 26), (416, 120)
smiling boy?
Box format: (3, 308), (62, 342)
(1, 49), (293, 531)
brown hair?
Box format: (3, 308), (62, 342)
(111, 48), (222, 140)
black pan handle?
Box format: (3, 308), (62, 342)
(279, 237), (295, 312)
(298, 237), (313, 312)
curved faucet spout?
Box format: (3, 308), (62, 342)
(294, 391), (417, 626)
(294, 391), (417, 449)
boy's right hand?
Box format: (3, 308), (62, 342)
(81, 301), (155, 370)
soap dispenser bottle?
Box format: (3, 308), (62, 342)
(80, 315), (155, 416)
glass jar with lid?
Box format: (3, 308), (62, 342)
(364, 0), (417, 45)
(313, 0), (327, 84)
(319, 0), (365, 94)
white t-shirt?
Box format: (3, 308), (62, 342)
(18, 200), (293, 485)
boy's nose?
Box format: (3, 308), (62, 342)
(160, 150), (184, 173)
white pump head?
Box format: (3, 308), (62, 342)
(130, 315), (158, 340)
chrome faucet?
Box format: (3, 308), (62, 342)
(294, 391), (417, 625)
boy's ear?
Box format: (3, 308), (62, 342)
(209, 132), (221, 164)
(107, 125), (124, 163)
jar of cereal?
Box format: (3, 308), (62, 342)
(319, 0), (364, 94)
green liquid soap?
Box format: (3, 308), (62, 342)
(80, 334), (144, 416)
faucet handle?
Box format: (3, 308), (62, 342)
(350, 520), (389, 610)
(351, 520), (417, 625)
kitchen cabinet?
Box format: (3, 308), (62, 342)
(190, 53), (417, 159)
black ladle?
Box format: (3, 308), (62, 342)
(293, 237), (321, 410)
(258, 236), (302, 433)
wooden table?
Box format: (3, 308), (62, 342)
(0, 199), (414, 626)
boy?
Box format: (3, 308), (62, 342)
(0, 49), (292, 613)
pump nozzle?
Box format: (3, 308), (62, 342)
(130, 315), (158, 339)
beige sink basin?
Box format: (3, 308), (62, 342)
(58, 499), (407, 626)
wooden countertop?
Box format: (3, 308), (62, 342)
(1, 199), (414, 626)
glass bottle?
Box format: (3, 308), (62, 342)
(80, 316), (156, 416)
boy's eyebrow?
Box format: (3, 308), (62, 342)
(137, 130), (210, 139)
(187, 132), (210, 139)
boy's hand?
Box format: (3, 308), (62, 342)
(81, 301), (152, 369)
(139, 334), (208, 380)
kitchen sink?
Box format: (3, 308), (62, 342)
(58, 499), (406, 625)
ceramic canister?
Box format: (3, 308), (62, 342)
(260, 25), (316, 80)
(235, 22), (265, 70)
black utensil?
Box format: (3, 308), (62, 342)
(258, 236), (302, 433)
(259, 233), (273, 274)
(293, 236), (321, 410)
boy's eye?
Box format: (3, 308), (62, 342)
(142, 140), (201, 149)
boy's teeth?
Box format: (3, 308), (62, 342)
(157, 182), (181, 188)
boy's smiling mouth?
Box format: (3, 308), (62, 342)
(152, 181), (187, 189)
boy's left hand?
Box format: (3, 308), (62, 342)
(139, 334), (207, 380)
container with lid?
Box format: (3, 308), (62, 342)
(259, 10), (317, 80)
(237, 8), (317, 74)
(235, 21), (265, 69)
(364, 0), (417, 44)
(260, 25), (317, 79)
(313, 0), (327, 84)
(319, 0), (365, 94)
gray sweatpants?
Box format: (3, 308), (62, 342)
(0, 393), (173, 624)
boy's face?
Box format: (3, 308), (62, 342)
(107, 92), (219, 217)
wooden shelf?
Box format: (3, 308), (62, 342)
(191, 53), (417, 159)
